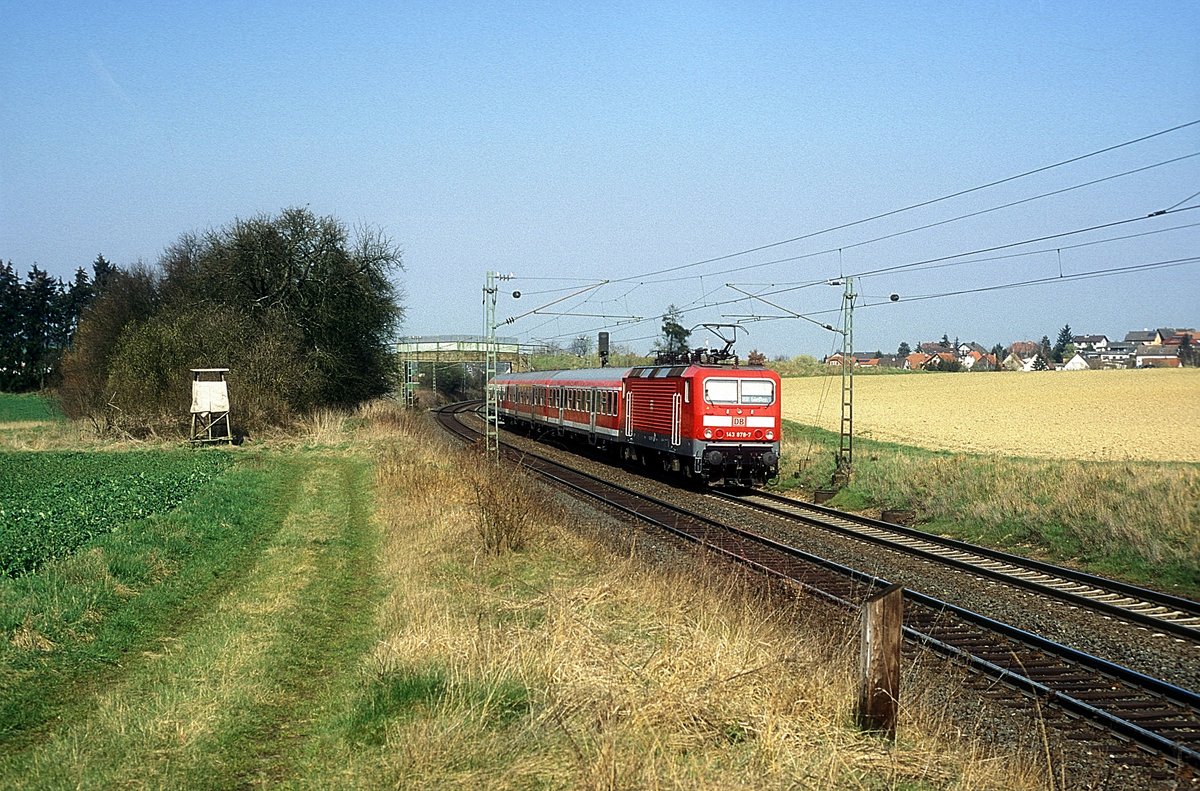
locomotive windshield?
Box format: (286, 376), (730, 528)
(739, 379), (774, 405)
(704, 377), (775, 406)
(704, 379), (739, 404)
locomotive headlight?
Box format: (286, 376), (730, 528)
(704, 428), (713, 439)
(766, 430), (774, 440)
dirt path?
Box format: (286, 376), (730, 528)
(4, 455), (380, 789)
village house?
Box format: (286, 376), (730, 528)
(1021, 354), (1055, 372)
(1009, 340), (1039, 358)
(1061, 352), (1098, 371)
(961, 349), (997, 370)
(823, 352), (904, 369)
(1097, 343), (1135, 369)
(903, 351), (958, 371)
(1000, 352), (1025, 371)
(1160, 328), (1197, 346)
(1071, 334), (1109, 352)
(1124, 329), (1157, 346)
(1135, 345), (1181, 368)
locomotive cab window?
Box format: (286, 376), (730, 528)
(704, 379), (739, 404)
(740, 379), (775, 405)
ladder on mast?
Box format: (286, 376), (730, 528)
(484, 271), (501, 463)
(836, 277), (855, 482)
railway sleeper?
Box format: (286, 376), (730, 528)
(1066, 690), (1154, 702)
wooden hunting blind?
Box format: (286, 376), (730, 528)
(190, 368), (232, 443)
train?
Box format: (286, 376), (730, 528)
(491, 362), (782, 485)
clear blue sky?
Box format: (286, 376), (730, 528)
(3, 1), (1197, 357)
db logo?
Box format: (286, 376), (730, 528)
(732, 417), (747, 426)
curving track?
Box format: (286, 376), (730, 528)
(435, 401), (1200, 772)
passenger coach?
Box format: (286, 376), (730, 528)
(492, 363), (781, 485)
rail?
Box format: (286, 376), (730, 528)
(434, 401), (1200, 770)
(713, 488), (1200, 641)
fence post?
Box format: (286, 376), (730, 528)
(856, 583), (904, 739)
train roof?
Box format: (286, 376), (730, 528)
(493, 364), (777, 384)
(492, 368), (632, 383)
(628, 364), (777, 379)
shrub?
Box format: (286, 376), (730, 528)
(467, 463), (553, 554)
(58, 208), (404, 434)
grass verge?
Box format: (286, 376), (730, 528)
(0, 403), (1056, 787)
(296, 408), (1050, 789)
(776, 419), (1200, 595)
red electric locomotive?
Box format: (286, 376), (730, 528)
(492, 362), (781, 485)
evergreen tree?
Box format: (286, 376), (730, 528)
(1053, 324), (1072, 363)
(897, 341), (911, 357)
(19, 266), (65, 390)
(1039, 335), (1053, 365)
(940, 333), (950, 347)
(60, 267), (93, 347)
(0, 262), (21, 390)
(1179, 334), (1197, 367)
(652, 304), (690, 362)
(91, 254), (115, 295)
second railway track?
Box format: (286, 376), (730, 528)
(712, 487), (1200, 642)
(435, 401), (1200, 773)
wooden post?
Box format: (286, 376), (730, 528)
(856, 583), (904, 739)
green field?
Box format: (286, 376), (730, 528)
(0, 393), (61, 424)
(0, 450), (233, 576)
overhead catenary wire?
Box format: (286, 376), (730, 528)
(532, 234), (1200, 346)
(718, 256), (1200, 329)
(1164, 188), (1200, 212)
(629, 150), (1199, 289)
(722, 204), (1200, 307)
(612, 119), (1200, 284)
(508, 124), (1200, 348)
(851, 220), (1200, 279)
(869, 255), (1200, 306)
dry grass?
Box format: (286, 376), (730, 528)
(297, 407), (351, 443)
(344, 405), (1051, 789)
(0, 417), (98, 451)
(0, 396), (408, 451)
(782, 368), (1200, 462)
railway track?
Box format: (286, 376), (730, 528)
(713, 488), (1200, 642)
(435, 401), (1200, 772)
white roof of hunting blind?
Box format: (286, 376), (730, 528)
(190, 369), (230, 414)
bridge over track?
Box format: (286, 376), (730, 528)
(395, 335), (528, 405)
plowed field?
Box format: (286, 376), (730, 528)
(781, 368), (1200, 462)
